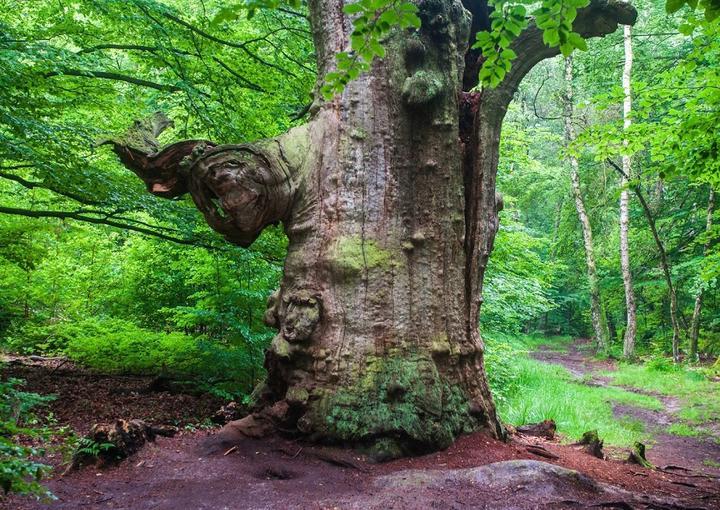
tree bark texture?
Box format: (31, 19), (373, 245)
(689, 188), (715, 360)
(110, 0), (635, 456)
(620, 23), (637, 358)
(563, 56), (609, 352)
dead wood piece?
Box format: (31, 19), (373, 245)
(574, 430), (604, 459)
(303, 447), (366, 471)
(66, 419), (177, 473)
(626, 442), (653, 469)
(516, 419), (557, 440)
(671, 481), (697, 488)
(212, 401), (249, 425)
(525, 445), (560, 460)
(659, 465), (720, 480)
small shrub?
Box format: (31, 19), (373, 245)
(646, 355), (676, 373)
(484, 337), (522, 406)
(0, 377), (54, 499)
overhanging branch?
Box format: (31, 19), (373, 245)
(0, 171), (101, 205)
(465, 0), (637, 95)
(44, 69), (198, 95)
(0, 205), (210, 247)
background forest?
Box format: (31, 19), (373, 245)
(1, 0), (719, 498)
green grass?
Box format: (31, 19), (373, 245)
(666, 423), (702, 437)
(703, 459), (720, 468)
(517, 333), (575, 353)
(496, 357), (663, 447)
(604, 363), (720, 427)
(486, 333), (720, 447)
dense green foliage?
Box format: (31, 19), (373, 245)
(0, 0), (303, 391)
(489, 0), (720, 356)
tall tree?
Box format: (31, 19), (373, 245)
(109, 0), (635, 456)
(689, 188), (715, 360)
(620, 23), (637, 358)
(563, 56), (609, 352)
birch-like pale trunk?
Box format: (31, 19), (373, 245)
(563, 56), (609, 352)
(620, 24), (637, 358)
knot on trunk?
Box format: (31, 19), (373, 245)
(188, 145), (294, 247)
(279, 290), (321, 343)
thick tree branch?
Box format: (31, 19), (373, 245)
(77, 44), (194, 56)
(464, 0), (637, 93)
(0, 205), (211, 248)
(43, 69), (200, 95)
(106, 113), (303, 247)
(0, 171), (101, 205)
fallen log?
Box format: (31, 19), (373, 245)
(516, 419), (557, 440)
(65, 419), (176, 473)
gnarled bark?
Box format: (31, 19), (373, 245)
(110, 0), (635, 456)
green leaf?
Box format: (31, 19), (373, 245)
(567, 32), (588, 51)
(543, 28), (560, 46)
(343, 3), (365, 14)
(666, 0), (687, 13)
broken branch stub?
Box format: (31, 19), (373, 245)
(107, 113), (298, 247)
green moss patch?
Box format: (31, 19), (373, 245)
(319, 355), (476, 457)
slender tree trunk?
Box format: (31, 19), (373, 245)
(111, 0), (635, 455)
(620, 24), (637, 358)
(563, 57), (609, 353)
(689, 188), (715, 360)
(636, 192), (681, 362)
(610, 160), (683, 362)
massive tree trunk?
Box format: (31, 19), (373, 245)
(563, 56), (610, 353)
(689, 188), (715, 361)
(109, 0), (635, 456)
(620, 24), (637, 358)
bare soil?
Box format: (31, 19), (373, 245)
(3, 348), (720, 509)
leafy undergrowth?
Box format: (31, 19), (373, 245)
(485, 333), (663, 447)
(0, 377), (56, 500)
(3, 317), (267, 400)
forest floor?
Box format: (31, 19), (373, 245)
(531, 339), (720, 476)
(3, 343), (720, 510)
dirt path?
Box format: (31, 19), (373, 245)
(531, 339), (720, 476)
